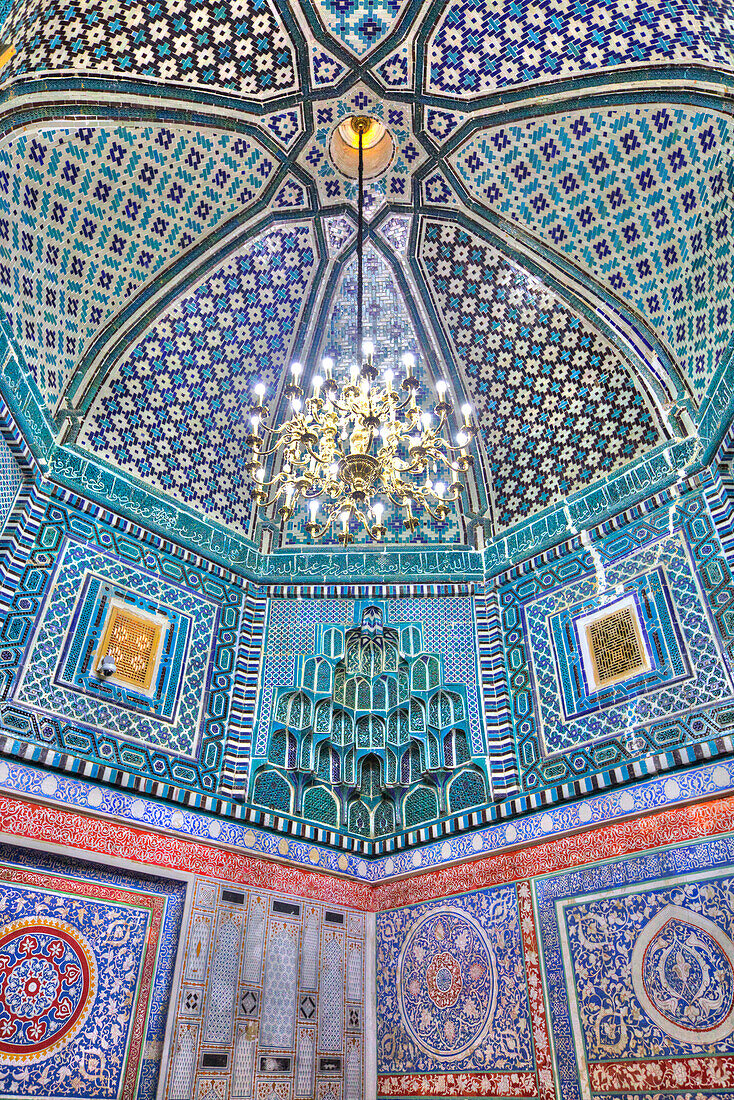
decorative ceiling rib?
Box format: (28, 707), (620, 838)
(452, 104), (734, 401)
(77, 224), (319, 537)
(0, 121), (279, 408)
(0, 0), (729, 569)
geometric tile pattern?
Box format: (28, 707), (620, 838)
(418, 219), (662, 530)
(453, 106), (734, 398)
(549, 568), (690, 721)
(503, 496), (734, 794)
(0, 124), (276, 405)
(1, 499), (241, 795)
(14, 539), (218, 758)
(426, 0), (734, 96)
(78, 225), (317, 536)
(0, 433), (21, 531)
(283, 244), (463, 545)
(313, 0), (409, 56)
(3, 0), (298, 96)
(169, 884), (364, 1100)
(296, 86), (425, 216)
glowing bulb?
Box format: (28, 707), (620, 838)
(322, 356), (334, 376)
(421, 412), (432, 430)
(373, 502), (384, 523)
(402, 352), (416, 370)
(436, 380), (447, 396)
(291, 361), (302, 379)
(250, 414), (260, 430)
(254, 382), (266, 399)
(309, 499), (319, 520)
(457, 431), (468, 446)
(362, 339), (375, 360)
(329, 463), (338, 477)
(434, 481), (445, 498)
(384, 369), (394, 390)
(461, 403), (472, 423)
(341, 511), (350, 532)
(292, 397), (302, 412)
(312, 375), (323, 395)
(350, 364), (359, 383)
(255, 467), (265, 482)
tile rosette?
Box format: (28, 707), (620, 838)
(396, 907), (497, 1060)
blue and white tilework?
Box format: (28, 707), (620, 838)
(426, 0), (734, 96)
(549, 567), (690, 721)
(535, 835), (734, 1100)
(296, 86), (425, 215)
(500, 492), (734, 794)
(418, 219), (662, 530)
(313, 0), (409, 57)
(1, 499), (241, 793)
(376, 887), (534, 1071)
(262, 109), (304, 152)
(5, 746), (734, 882)
(284, 244), (463, 545)
(0, 124), (277, 405)
(13, 540), (218, 757)
(78, 224), (317, 536)
(3, 0), (299, 95)
(0, 433), (21, 531)
(0, 841), (185, 1100)
(377, 215), (412, 254)
(374, 43), (411, 87)
(453, 106), (734, 398)
(309, 42), (352, 87)
(524, 533), (734, 760)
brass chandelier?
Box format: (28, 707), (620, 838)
(245, 116), (475, 544)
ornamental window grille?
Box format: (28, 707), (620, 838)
(587, 606), (647, 687)
(97, 604), (164, 690)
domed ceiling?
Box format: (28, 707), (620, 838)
(0, 0), (731, 578)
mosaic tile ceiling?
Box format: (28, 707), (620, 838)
(0, 0), (731, 556)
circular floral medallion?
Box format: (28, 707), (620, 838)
(0, 916), (97, 1064)
(631, 904), (734, 1043)
(397, 907), (496, 1060)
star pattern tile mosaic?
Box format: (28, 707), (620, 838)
(418, 219), (662, 530)
(313, 0), (409, 56)
(426, 0), (734, 97)
(78, 225), (317, 536)
(296, 85), (425, 216)
(3, 0), (299, 96)
(452, 106), (734, 399)
(0, 123), (277, 406)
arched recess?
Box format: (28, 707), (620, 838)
(253, 769), (293, 815)
(302, 785), (339, 829)
(414, 213), (670, 533)
(449, 102), (733, 404)
(74, 222), (320, 541)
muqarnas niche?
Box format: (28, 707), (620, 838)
(250, 606), (489, 838)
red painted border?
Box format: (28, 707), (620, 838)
(0, 796), (373, 909)
(589, 1055), (734, 1091)
(2, 791), (734, 912)
(377, 1072), (537, 1097)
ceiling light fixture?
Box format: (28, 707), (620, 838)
(245, 116), (475, 544)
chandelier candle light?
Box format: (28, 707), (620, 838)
(245, 117), (475, 544)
